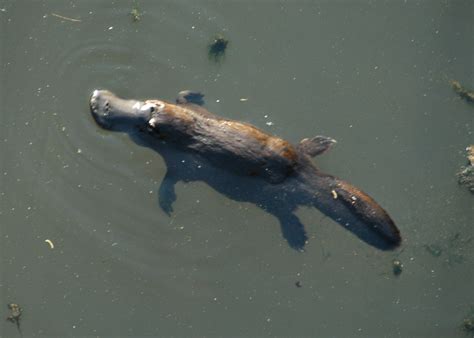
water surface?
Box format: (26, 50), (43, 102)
(1, 0), (473, 336)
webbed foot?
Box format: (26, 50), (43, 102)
(298, 135), (337, 157)
(158, 171), (178, 215)
(176, 90), (205, 106)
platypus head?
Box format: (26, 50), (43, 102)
(90, 90), (159, 131)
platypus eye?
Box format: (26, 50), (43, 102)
(140, 103), (157, 113)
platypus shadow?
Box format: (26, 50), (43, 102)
(130, 131), (395, 251)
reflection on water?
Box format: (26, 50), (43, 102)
(1, 0), (473, 336)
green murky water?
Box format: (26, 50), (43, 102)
(1, 1), (473, 336)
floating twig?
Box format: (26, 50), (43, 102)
(449, 79), (474, 103)
(51, 13), (82, 22)
(45, 239), (55, 249)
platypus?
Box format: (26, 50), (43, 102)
(90, 89), (401, 250)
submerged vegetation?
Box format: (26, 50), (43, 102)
(6, 303), (22, 334)
(450, 80), (474, 103)
(457, 145), (474, 193)
(208, 35), (229, 62)
(130, 3), (141, 22)
(462, 307), (474, 334)
(449, 80), (473, 193)
(464, 317), (474, 333)
(424, 243), (442, 257)
(424, 232), (472, 266)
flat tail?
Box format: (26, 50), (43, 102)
(300, 168), (401, 249)
(332, 179), (401, 247)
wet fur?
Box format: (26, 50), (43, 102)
(146, 100), (298, 183)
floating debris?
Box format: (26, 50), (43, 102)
(468, 146), (474, 165)
(462, 307), (474, 334)
(450, 80), (474, 103)
(457, 145), (474, 193)
(331, 190), (338, 199)
(45, 239), (54, 249)
(130, 6), (141, 22)
(464, 317), (474, 333)
(6, 303), (22, 335)
(392, 259), (403, 276)
(208, 35), (229, 62)
(464, 317), (474, 332)
(51, 13), (82, 22)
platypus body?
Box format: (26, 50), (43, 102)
(90, 89), (401, 250)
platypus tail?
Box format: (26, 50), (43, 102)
(299, 168), (401, 249)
